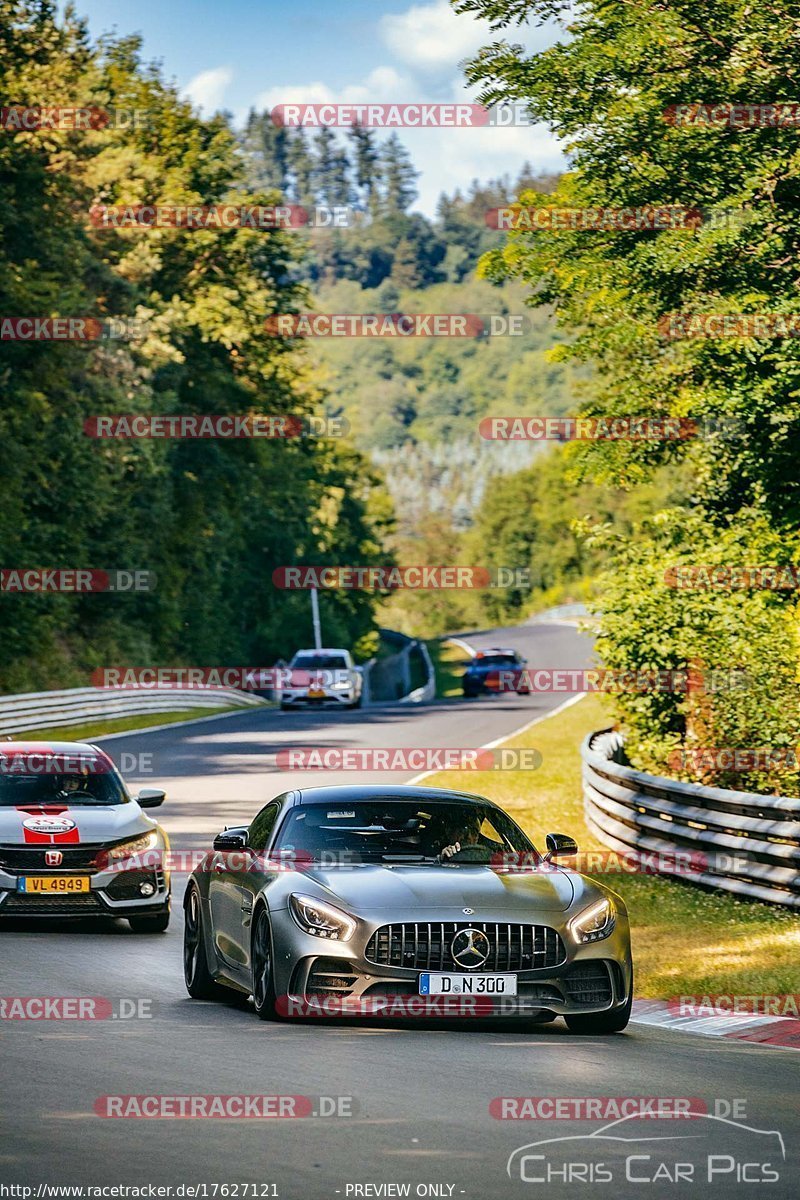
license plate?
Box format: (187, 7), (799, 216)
(17, 876), (90, 894)
(419, 973), (517, 996)
(307, 689), (325, 699)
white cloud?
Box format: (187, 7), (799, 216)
(380, 0), (492, 72)
(184, 66), (233, 114)
(246, 0), (566, 214)
(256, 67), (410, 113)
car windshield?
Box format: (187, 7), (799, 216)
(0, 753), (128, 806)
(291, 654), (348, 671)
(474, 654), (518, 667)
(272, 800), (537, 865)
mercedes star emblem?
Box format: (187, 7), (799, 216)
(451, 927), (491, 969)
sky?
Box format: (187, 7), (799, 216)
(65, 0), (566, 213)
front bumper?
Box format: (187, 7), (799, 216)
(279, 687), (356, 707)
(267, 909), (632, 1018)
(0, 862), (171, 919)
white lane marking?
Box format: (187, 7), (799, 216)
(407, 693), (586, 784)
(444, 636), (476, 658)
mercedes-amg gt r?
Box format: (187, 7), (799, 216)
(183, 784), (632, 1031)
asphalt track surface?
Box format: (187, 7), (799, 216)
(2, 621), (798, 1199)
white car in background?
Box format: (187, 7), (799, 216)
(278, 648), (363, 710)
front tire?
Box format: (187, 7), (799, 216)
(183, 887), (226, 1000)
(252, 908), (278, 1021)
(128, 907), (170, 933)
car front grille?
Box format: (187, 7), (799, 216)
(307, 958), (360, 997)
(365, 922), (566, 972)
(0, 845), (102, 872)
(1, 891), (105, 915)
(562, 962), (613, 1006)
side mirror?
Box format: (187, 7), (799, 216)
(544, 832), (578, 861)
(213, 828), (248, 851)
(137, 788), (166, 809)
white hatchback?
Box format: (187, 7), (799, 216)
(278, 648), (363, 710)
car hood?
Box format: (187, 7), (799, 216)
(0, 803), (156, 846)
(292, 864), (577, 913)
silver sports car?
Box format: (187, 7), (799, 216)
(183, 784), (633, 1032)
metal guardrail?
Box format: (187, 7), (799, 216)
(0, 686), (265, 736)
(582, 728), (800, 909)
(530, 603), (589, 622)
(370, 630), (435, 703)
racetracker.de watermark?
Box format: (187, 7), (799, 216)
(264, 314), (526, 337)
(478, 415), (742, 441)
(668, 746), (800, 772)
(1, 317), (148, 340)
(276, 994), (536, 1018)
(0, 105), (151, 131)
(89, 204), (352, 229)
(0, 997), (153, 1019)
(269, 102), (536, 127)
(664, 564), (800, 589)
(492, 849), (718, 876)
(1, 569), (154, 593)
(659, 313), (800, 337)
(664, 103), (800, 127)
(0, 750), (151, 777)
(491, 1097), (707, 1120)
(274, 747), (543, 771)
(89, 666), (340, 689)
(83, 414), (348, 439)
(94, 1095), (355, 1118)
(477, 667), (748, 694)
(486, 206), (750, 232)
(668, 994), (800, 1018)
(271, 565), (528, 589)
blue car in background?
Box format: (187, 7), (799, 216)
(461, 648), (530, 698)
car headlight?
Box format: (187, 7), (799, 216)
(568, 898), (616, 943)
(104, 831), (161, 862)
(289, 893), (356, 940)
(333, 680), (351, 690)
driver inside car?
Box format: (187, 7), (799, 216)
(439, 813), (483, 859)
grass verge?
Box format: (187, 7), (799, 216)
(426, 638), (468, 699)
(9, 704), (249, 743)
(421, 693), (800, 998)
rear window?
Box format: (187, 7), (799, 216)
(476, 654), (519, 667)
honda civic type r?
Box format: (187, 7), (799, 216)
(184, 784), (633, 1031)
(0, 741), (171, 931)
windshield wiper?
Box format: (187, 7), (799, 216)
(377, 853), (438, 863)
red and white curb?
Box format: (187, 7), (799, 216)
(631, 1000), (800, 1050)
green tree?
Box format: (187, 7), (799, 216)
(379, 133), (418, 214)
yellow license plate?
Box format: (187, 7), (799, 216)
(18, 875), (90, 894)
(307, 689), (325, 698)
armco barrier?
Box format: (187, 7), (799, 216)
(582, 728), (800, 909)
(0, 685), (265, 736)
(367, 630), (435, 704)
